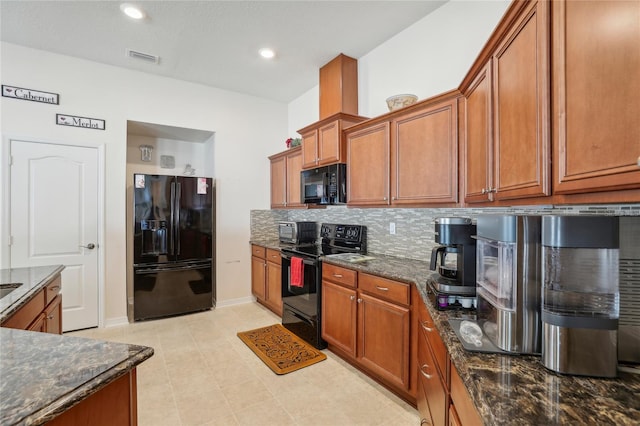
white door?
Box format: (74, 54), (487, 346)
(10, 140), (99, 331)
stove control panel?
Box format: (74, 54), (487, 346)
(321, 223), (366, 243)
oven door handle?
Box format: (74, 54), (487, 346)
(281, 253), (317, 266)
(286, 308), (314, 327)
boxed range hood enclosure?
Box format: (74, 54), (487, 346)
(319, 54), (358, 119)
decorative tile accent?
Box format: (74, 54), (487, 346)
(251, 204), (640, 261)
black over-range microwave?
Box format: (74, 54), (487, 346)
(301, 164), (346, 205)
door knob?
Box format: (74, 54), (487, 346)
(80, 243), (96, 250)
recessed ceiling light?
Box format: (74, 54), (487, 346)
(120, 3), (145, 20)
(259, 48), (275, 59)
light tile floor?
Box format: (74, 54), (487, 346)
(68, 302), (420, 426)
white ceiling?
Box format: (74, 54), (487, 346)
(0, 0), (447, 103)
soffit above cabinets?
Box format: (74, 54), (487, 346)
(127, 121), (214, 143)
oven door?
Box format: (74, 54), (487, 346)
(280, 251), (320, 317)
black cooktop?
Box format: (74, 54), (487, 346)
(280, 223), (367, 258)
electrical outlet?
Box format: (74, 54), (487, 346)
(390, 222), (396, 235)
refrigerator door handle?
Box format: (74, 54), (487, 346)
(170, 181), (176, 255)
(175, 182), (181, 255)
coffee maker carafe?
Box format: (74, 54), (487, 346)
(429, 217), (477, 299)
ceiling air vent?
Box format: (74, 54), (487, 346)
(126, 49), (160, 64)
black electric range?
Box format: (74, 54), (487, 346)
(280, 223), (367, 349)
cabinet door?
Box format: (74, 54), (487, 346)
(357, 292), (410, 390)
(270, 155), (287, 208)
(301, 130), (319, 168)
(449, 405), (462, 426)
(318, 120), (341, 165)
(251, 256), (266, 300)
(552, 0), (640, 194)
(391, 99), (458, 205)
(346, 122), (390, 205)
(464, 61), (493, 204)
(265, 261), (282, 316)
(321, 280), (357, 357)
(28, 313), (46, 332)
(492, 0), (550, 200)
(44, 294), (63, 335)
(286, 149), (304, 207)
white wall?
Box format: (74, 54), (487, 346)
(287, 0), (511, 133)
(1, 42), (287, 324)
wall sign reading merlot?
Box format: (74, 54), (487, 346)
(2, 84), (59, 104)
(56, 114), (106, 130)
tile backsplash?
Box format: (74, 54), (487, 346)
(251, 204), (640, 261)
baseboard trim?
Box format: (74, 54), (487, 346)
(104, 316), (129, 328)
(215, 296), (256, 308)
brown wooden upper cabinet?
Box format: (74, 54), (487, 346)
(299, 113), (367, 169)
(552, 0), (640, 196)
(269, 146), (304, 209)
(346, 92), (460, 207)
(462, 0), (550, 204)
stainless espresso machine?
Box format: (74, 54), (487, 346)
(428, 217), (477, 310)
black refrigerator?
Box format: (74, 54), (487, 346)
(133, 174), (215, 321)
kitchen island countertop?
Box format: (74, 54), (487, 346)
(0, 265), (154, 425)
(0, 328), (153, 425)
(322, 253), (640, 425)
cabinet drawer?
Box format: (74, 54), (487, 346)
(358, 273), (409, 306)
(1, 289), (46, 330)
(322, 263), (357, 288)
(418, 300), (448, 378)
(45, 275), (62, 305)
(417, 327), (448, 426)
(265, 248), (281, 265)
(251, 245), (266, 259)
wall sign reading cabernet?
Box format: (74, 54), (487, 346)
(56, 114), (105, 130)
(2, 84), (59, 104)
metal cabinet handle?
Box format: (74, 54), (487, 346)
(375, 286), (389, 291)
(80, 243), (96, 250)
(421, 418), (432, 426)
(49, 286), (60, 291)
(333, 274), (343, 278)
(357, 298), (362, 303)
(421, 320), (434, 332)
(420, 364), (433, 379)
(481, 188), (487, 194)
(47, 314), (54, 320)
(350, 295), (356, 301)
(383, 196), (387, 201)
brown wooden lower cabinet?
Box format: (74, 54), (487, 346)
(1, 274), (63, 335)
(322, 264), (413, 401)
(250, 244), (282, 316)
(416, 285), (481, 426)
(47, 370), (138, 426)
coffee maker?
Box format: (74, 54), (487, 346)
(428, 217), (477, 309)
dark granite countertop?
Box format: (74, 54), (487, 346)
(249, 238), (282, 251)
(0, 328), (154, 425)
(322, 254), (640, 425)
(0, 265), (66, 323)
